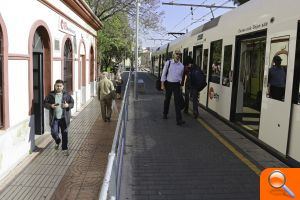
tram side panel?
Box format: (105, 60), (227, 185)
(287, 21), (300, 162)
(259, 22), (297, 155)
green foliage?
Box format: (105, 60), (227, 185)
(98, 13), (133, 70)
(85, 0), (164, 72)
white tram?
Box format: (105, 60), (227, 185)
(151, 0), (300, 164)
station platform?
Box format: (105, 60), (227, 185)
(0, 98), (121, 200)
(0, 71), (288, 200)
(120, 72), (287, 200)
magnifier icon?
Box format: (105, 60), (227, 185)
(268, 170), (295, 198)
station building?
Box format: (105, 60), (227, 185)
(0, 0), (102, 179)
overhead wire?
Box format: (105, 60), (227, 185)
(147, 0), (234, 46)
(164, 0), (233, 42)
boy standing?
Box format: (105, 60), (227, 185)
(44, 80), (74, 156)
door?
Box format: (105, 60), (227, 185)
(80, 55), (86, 105)
(193, 45), (203, 67)
(233, 36), (266, 137)
(183, 48), (189, 65)
(259, 33), (295, 154)
(288, 21), (300, 161)
(33, 52), (44, 135)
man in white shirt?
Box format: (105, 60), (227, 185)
(161, 49), (185, 125)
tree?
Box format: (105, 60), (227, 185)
(86, 0), (164, 33)
(231, 0), (250, 5)
(85, 0), (165, 72)
(98, 12), (133, 71)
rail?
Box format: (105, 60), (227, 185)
(99, 71), (131, 200)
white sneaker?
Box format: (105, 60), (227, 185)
(63, 150), (69, 156)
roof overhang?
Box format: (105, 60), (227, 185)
(62, 0), (103, 30)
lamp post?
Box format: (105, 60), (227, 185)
(134, 0), (140, 100)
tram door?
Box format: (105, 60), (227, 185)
(232, 33), (266, 137)
(193, 45), (203, 67)
(259, 34), (295, 155)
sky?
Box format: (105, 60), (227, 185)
(141, 0), (236, 48)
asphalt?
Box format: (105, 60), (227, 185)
(120, 72), (286, 200)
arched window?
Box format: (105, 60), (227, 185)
(0, 27), (3, 127)
(64, 39), (73, 92)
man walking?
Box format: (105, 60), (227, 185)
(161, 49), (185, 126)
(98, 72), (115, 122)
(44, 80), (74, 156)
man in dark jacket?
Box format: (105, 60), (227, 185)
(44, 80), (74, 156)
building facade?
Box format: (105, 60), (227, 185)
(0, 0), (101, 179)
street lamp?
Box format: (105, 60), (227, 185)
(134, 0), (140, 100)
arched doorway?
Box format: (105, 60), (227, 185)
(31, 26), (51, 135)
(63, 38), (73, 93)
(78, 41), (86, 105)
(90, 46), (94, 96)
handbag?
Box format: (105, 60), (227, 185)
(156, 78), (162, 91)
(156, 61), (171, 91)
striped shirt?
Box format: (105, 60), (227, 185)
(160, 59), (184, 83)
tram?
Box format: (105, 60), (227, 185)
(151, 0), (300, 164)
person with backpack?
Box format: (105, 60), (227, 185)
(185, 57), (207, 118)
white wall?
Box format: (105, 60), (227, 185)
(0, 0), (98, 180)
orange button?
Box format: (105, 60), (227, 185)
(260, 168), (300, 199)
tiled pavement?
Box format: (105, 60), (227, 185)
(0, 98), (120, 200)
(121, 72), (287, 200)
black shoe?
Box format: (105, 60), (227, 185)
(163, 114), (168, 119)
(177, 120), (186, 126)
(193, 113), (198, 119)
(104, 119), (107, 122)
(107, 118), (111, 122)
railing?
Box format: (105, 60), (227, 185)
(99, 71), (131, 200)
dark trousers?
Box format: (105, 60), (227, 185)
(184, 87), (200, 115)
(163, 82), (182, 122)
(51, 118), (68, 150)
(269, 85), (285, 101)
(100, 95), (113, 121)
(191, 88), (200, 116)
(184, 87), (190, 112)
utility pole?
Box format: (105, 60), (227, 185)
(134, 0), (140, 100)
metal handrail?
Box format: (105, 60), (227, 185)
(99, 71), (131, 200)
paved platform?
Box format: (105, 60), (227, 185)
(121, 72), (287, 200)
(0, 98), (121, 200)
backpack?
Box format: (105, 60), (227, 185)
(190, 66), (207, 91)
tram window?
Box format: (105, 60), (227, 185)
(203, 49), (208, 76)
(209, 40), (223, 84)
(267, 36), (289, 101)
(222, 45), (232, 87)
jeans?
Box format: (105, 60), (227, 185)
(51, 118), (68, 150)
